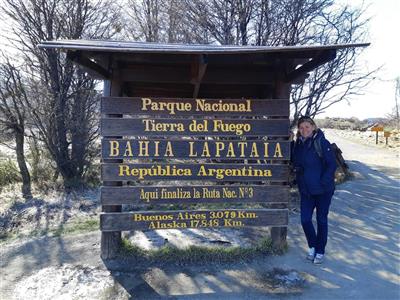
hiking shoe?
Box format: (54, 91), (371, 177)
(306, 247), (315, 261)
(313, 254), (324, 264)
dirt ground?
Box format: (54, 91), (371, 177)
(1, 130), (399, 299)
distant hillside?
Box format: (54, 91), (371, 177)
(363, 117), (388, 125)
(314, 117), (393, 130)
(315, 117), (369, 130)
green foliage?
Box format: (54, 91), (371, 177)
(119, 236), (281, 265)
(0, 159), (20, 189)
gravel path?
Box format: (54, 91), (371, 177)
(1, 131), (399, 299)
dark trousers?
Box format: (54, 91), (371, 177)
(300, 192), (333, 255)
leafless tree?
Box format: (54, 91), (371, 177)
(387, 77), (400, 130)
(0, 56), (32, 199)
(123, 0), (374, 124)
(289, 2), (375, 124)
(3, 0), (121, 189)
(395, 77), (400, 124)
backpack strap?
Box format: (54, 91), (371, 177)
(313, 133), (323, 158)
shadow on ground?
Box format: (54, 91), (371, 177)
(1, 160), (399, 299)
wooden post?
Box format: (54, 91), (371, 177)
(384, 131), (390, 146)
(376, 131), (378, 145)
(270, 77), (289, 249)
(101, 78), (122, 259)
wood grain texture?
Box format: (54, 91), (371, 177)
(101, 163), (289, 182)
(100, 185), (289, 205)
(100, 118), (290, 137)
(101, 97), (289, 116)
(101, 139), (290, 160)
(100, 209), (288, 231)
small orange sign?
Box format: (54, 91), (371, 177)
(371, 126), (384, 132)
(384, 131), (391, 138)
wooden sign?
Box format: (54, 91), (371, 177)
(101, 139), (290, 160)
(101, 97), (289, 116)
(101, 118), (289, 137)
(100, 185), (289, 205)
(371, 126), (384, 132)
(102, 163), (289, 182)
(384, 131), (391, 138)
(100, 209), (288, 231)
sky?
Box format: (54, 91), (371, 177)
(320, 0), (400, 119)
(0, 0), (398, 120)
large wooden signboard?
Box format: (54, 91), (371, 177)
(100, 97), (290, 240)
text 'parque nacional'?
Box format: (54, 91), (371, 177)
(141, 98), (252, 115)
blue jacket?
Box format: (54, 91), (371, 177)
(291, 129), (336, 195)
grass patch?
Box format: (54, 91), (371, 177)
(119, 236), (285, 265)
(0, 217), (99, 244)
(51, 218), (99, 237)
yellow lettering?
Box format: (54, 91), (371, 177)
(274, 143), (283, 158)
(109, 140), (119, 157)
(226, 142), (236, 157)
(238, 142), (247, 157)
(154, 141), (160, 157)
(123, 141), (133, 157)
(141, 98), (152, 111)
(215, 142), (224, 157)
(165, 141), (174, 157)
(139, 141), (149, 157)
(189, 141), (197, 157)
(250, 143), (259, 157)
(264, 142), (269, 157)
(118, 165), (130, 176)
(201, 142), (210, 157)
(197, 165), (207, 176)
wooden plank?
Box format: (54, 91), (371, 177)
(101, 76), (122, 260)
(119, 65), (276, 84)
(270, 79), (291, 249)
(101, 185), (289, 205)
(101, 163), (289, 182)
(101, 139), (290, 160)
(100, 118), (289, 137)
(101, 97), (289, 116)
(100, 209), (288, 231)
(124, 82), (273, 99)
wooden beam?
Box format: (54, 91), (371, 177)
(270, 77), (291, 250)
(191, 54), (208, 98)
(100, 66), (122, 260)
(67, 51), (111, 79)
(285, 49), (336, 83)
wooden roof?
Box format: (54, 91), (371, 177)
(38, 39), (369, 55)
(38, 40), (369, 98)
